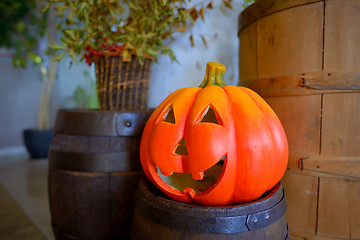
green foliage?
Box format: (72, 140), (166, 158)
(243, 0), (256, 8)
(0, 0), (48, 68)
(72, 70), (98, 109)
(49, 0), (230, 63)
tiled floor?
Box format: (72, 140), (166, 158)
(0, 153), (54, 240)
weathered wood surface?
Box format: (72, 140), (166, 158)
(321, 93), (360, 156)
(317, 178), (360, 239)
(299, 155), (360, 179)
(256, 2), (323, 79)
(49, 168), (142, 240)
(238, 0), (322, 33)
(264, 95), (321, 155)
(282, 172), (360, 239)
(240, 72), (360, 97)
(239, 0), (360, 238)
(282, 172), (318, 235)
(324, 0), (360, 72)
(239, 21), (257, 82)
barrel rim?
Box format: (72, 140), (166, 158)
(238, 0), (323, 34)
(54, 109), (152, 137)
(136, 176), (283, 216)
(57, 109), (150, 114)
(133, 177), (287, 234)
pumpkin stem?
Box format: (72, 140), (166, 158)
(199, 62), (227, 88)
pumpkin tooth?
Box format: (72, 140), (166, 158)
(156, 166), (173, 176)
(192, 172), (204, 180)
(183, 187), (196, 198)
(162, 171), (173, 176)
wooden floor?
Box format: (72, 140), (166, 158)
(0, 184), (45, 240)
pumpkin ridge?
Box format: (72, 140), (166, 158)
(221, 86), (241, 203)
(239, 87), (285, 191)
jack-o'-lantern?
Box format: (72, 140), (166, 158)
(140, 62), (288, 206)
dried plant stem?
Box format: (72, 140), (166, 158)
(38, 61), (57, 130)
(37, 8), (57, 131)
(38, 64), (47, 130)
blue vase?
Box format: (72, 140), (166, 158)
(23, 129), (54, 159)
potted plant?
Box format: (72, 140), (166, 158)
(48, 0), (233, 111)
(0, 0), (57, 158)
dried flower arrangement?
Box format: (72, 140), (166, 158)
(47, 0), (233, 64)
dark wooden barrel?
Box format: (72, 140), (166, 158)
(48, 109), (151, 240)
(131, 177), (288, 240)
(238, 1), (360, 239)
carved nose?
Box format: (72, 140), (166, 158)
(174, 138), (188, 155)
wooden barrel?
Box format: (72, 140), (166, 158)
(131, 177), (288, 240)
(48, 109), (151, 240)
(238, 1), (360, 239)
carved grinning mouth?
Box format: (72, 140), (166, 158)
(156, 156), (225, 194)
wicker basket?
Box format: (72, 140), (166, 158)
(95, 54), (152, 111)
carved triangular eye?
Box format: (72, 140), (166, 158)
(196, 105), (223, 125)
(163, 105), (175, 124)
(174, 138), (188, 155)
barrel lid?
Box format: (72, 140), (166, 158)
(54, 109), (152, 137)
(238, 0), (323, 34)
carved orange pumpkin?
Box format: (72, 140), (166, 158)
(140, 62), (288, 206)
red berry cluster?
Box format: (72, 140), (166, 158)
(83, 37), (126, 65)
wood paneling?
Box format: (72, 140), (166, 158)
(324, 0), (360, 72)
(282, 172), (318, 234)
(322, 93), (360, 156)
(317, 178), (350, 238)
(239, 22), (257, 82)
(257, 2), (323, 78)
(349, 180), (360, 239)
(238, 0), (360, 239)
(240, 72), (360, 97)
(290, 231), (355, 240)
(301, 155), (360, 178)
(264, 95), (321, 155)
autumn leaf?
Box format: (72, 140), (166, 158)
(190, 8), (198, 21)
(223, 0), (233, 9)
(122, 50), (131, 62)
(176, 26), (187, 33)
(199, 7), (205, 21)
(201, 35), (208, 48)
(190, 35), (194, 47)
